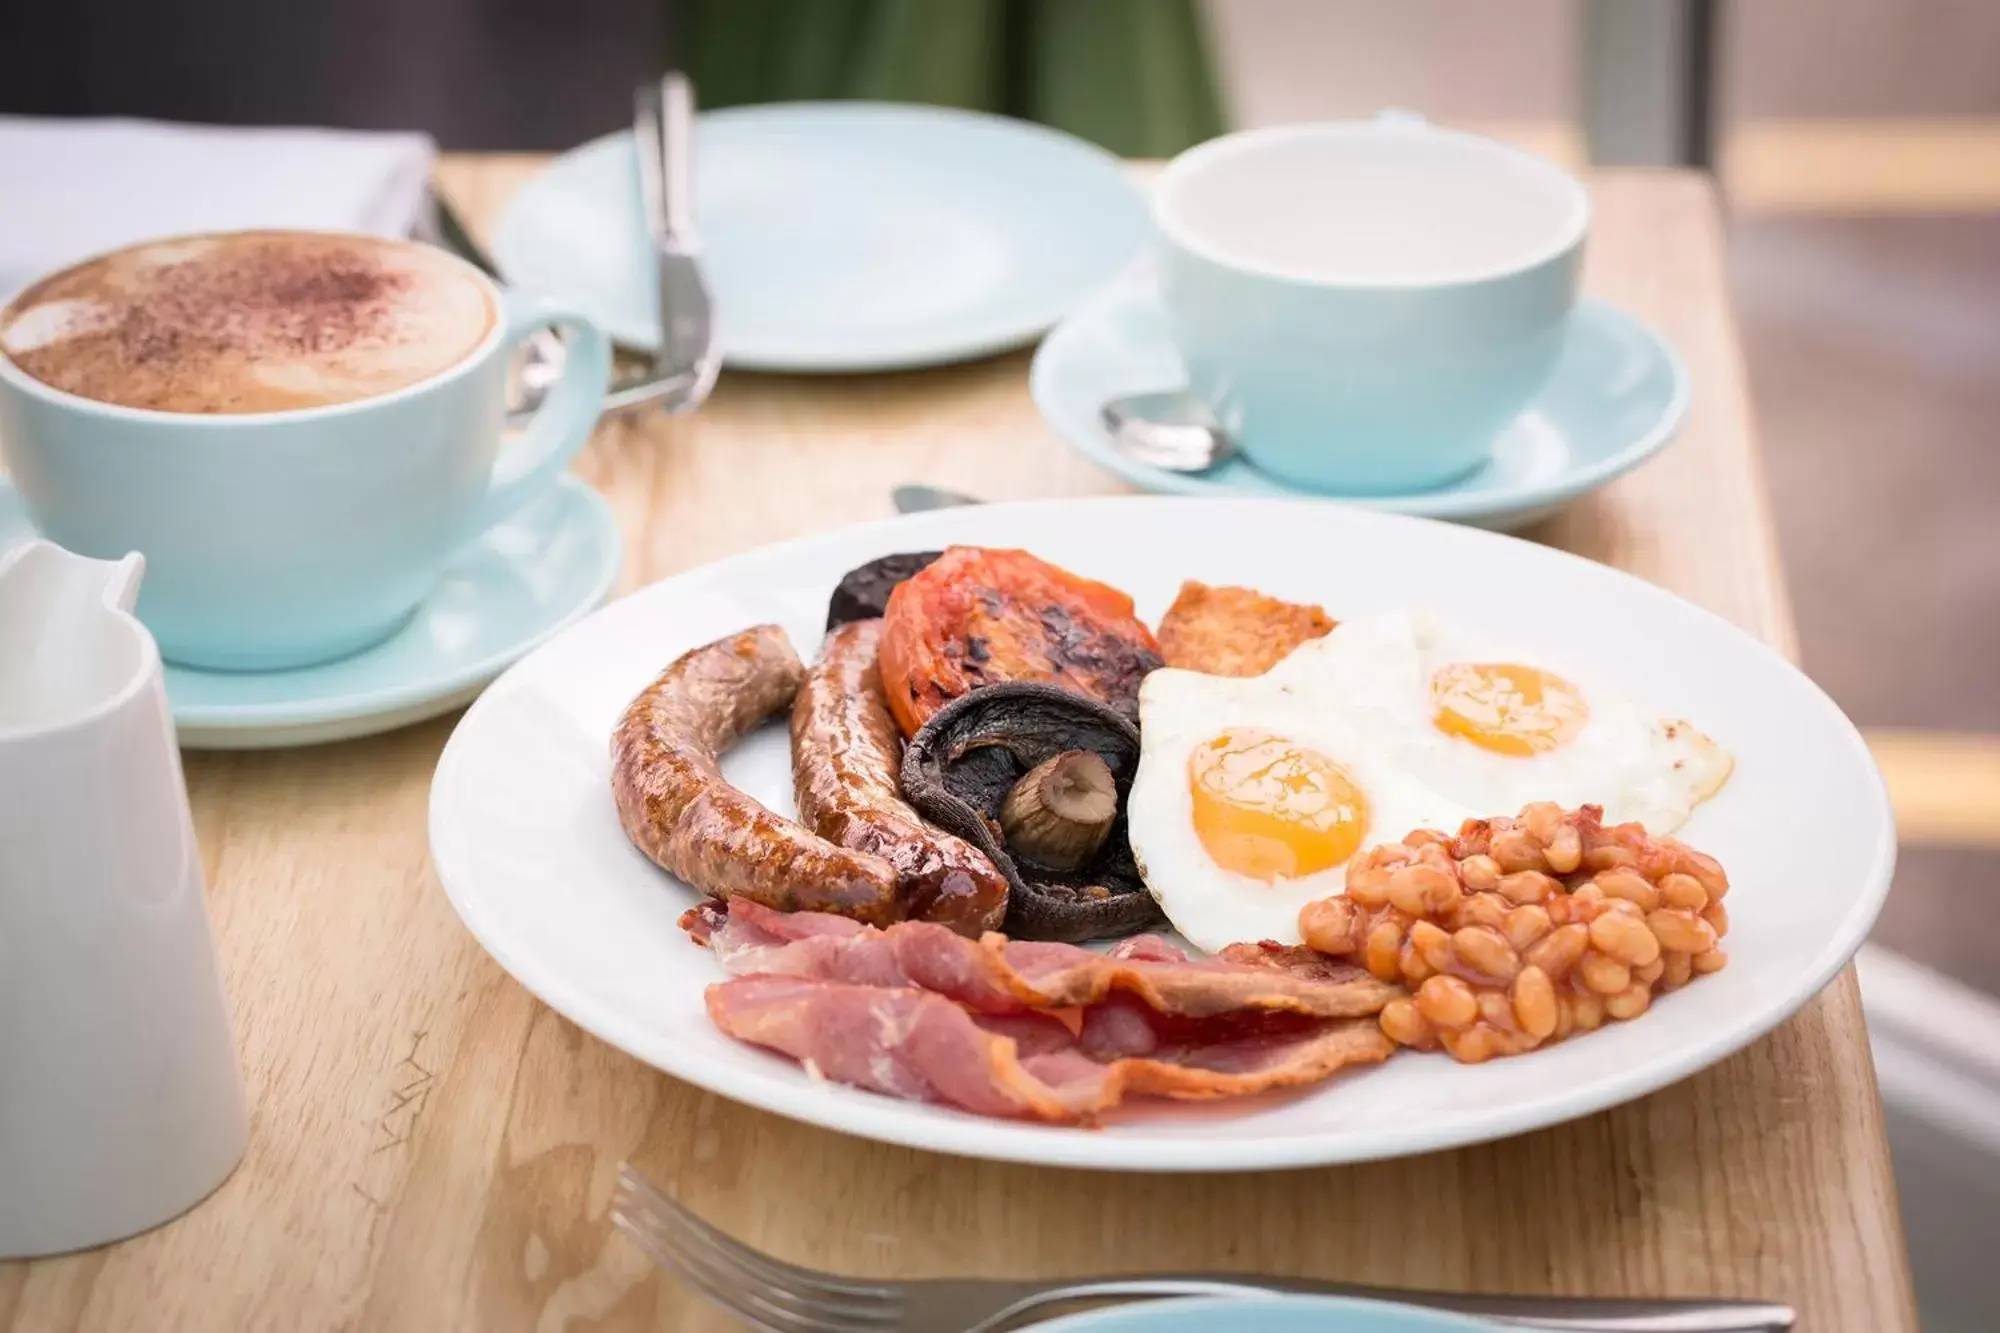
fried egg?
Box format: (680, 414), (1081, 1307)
(1127, 609), (1734, 951)
(1126, 666), (1470, 951)
(1265, 610), (1734, 834)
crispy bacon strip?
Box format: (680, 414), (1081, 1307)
(1216, 940), (1392, 986)
(693, 897), (1400, 1020)
(707, 974), (1393, 1124)
(1106, 935), (1192, 964)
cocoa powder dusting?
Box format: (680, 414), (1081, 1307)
(0, 231), (489, 414)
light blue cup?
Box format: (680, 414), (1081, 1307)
(1155, 113), (1589, 495)
(0, 235), (611, 671)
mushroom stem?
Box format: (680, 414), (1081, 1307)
(999, 749), (1117, 870)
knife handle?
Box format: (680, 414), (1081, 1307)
(657, 72), (698, 247)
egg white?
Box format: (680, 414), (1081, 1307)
(1265, 610), (1734, 834)
(1127, 665), (1472, 952)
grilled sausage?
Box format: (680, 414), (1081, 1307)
(610, 625), (902, 922)
(790, 620), (1009, 935)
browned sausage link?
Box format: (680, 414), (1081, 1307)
(610, 625), (902, 923)
(791, 620), (1010, 936)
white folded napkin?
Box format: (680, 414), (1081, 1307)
(0, 115), (436, 295)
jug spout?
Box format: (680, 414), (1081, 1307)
(91, 546), (145, 613)
(0, 537), (144, 613)
(0, 539), (148, 736)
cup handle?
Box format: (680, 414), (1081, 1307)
(470, 292), (613, 533)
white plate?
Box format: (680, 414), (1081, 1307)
(492, 103), (1151, 372)
(429, 498), (1894, 1172)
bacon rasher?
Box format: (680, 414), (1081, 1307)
(687, 898), (1398, 1123)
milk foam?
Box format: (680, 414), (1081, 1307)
(1, 299), (111, 355)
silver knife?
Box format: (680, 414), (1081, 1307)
(892, 484), (983, 513)
(633, 73), (723, 412)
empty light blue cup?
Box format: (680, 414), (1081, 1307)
(0, 234), (610, 671)
(1155, 113), (1589, 495)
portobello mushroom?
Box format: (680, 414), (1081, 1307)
(826, 552), (943, 630)
(900, 682), (1165, 942)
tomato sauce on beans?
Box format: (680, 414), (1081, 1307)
(1299, 803), (1729, 1064)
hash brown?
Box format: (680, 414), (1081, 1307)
(1155, 581), (1335, 677)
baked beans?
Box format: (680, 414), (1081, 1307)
(1296, 803), (1732, 1064)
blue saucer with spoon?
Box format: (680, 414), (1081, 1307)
(1030, 278), (1688, 531)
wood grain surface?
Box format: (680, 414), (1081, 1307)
(0, 161), (1916, 1333)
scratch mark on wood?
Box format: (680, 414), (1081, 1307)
(368, 1030), (438, 1154)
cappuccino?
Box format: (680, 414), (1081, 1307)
(0, 231), (495, 415)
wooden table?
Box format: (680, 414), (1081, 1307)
(0, 160), (1917, 1333)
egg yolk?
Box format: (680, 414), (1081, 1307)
(1186, 729), (1370, 881)
(1431, 661), (1589, 757)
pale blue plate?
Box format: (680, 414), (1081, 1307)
(0, 476), (622, 750)
(1030, 278), (1689, 530)
(1031, 1296), (1502, 1332)
(493, 102), (1150, 372)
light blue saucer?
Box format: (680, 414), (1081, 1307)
(493, 102), (1150, 372)
(0, 476), (622, 749)
(1031, 1295), (1502, 1333)
(1030, 279), (1689, 531)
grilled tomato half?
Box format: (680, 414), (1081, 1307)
(879, 547), (1162, 738)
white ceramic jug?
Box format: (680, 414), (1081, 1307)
(0, 539), (248, 1257)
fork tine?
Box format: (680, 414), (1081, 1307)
(613, 1202), (894, 1333)
(613, 1170), (902, 1330)
(618, 1165), (900, 1302)
(612, 1184), (899, 1330)
(625, 1207), (899, 1328)
(613, 1204), (833, 1333)
(626, 1185), (896, 1314)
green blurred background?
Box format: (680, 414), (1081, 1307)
(683, 0), (1225, 157)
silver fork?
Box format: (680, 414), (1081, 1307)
(609, 1165), (1795, 1333)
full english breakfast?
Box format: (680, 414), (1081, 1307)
(609, 546), (1739, 1122)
